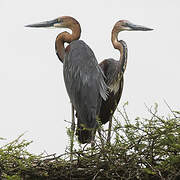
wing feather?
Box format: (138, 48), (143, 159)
(63, 40), (108, 132)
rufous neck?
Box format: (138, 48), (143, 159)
(55, 22), (81, 62)
(69, 22), (81, 42)
(111, 28), (124, 60)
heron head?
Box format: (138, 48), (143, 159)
(25, 16), (79, 29)
(114, 20), (153, 32)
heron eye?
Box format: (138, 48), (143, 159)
(123, 23), (128, 27)
(58, 18), (63, 23)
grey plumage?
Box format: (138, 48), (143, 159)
(99, 40), (127, 125)
(63, 40), (108, 143)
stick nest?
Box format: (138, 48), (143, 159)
(0, 104), (180, 180)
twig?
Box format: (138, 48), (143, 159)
(163, 99), (177, 118)
(92, 170), (100, 180)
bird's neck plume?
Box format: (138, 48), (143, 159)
(55, 20), (81, 62)
(119, 40), (128, 73)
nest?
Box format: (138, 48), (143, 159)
(1, 105), (180, 180)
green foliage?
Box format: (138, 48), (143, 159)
(111, 103), (180, 179)
(0, 104), (180, 179)
(0, 134), (40, 179)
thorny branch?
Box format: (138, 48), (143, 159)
(0, 104), (180, 180)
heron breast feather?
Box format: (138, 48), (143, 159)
(109, 73), (122, 94)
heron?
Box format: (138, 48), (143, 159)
(25, 16), (108, 146)
(99, 20), (153, 143)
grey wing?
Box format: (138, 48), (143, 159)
(63, 40), (108, 128)
(99, 58), (124, 124)
(100, 58), (121, 87)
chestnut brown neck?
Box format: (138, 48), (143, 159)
(55, 20), (81, 62)
(111, 27), (128, 73)
(111, 27), (124, 61)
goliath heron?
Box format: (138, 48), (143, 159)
(99, 20), (153, 143)
(26, 16), (108, 145)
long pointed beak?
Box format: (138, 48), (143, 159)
(127, 22), (153, 31)
(25, 18), (59, 28)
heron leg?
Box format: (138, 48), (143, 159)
(98, 128), (105, 150)
(70, 104), (75, 162)
(107, 117), (112, 145)
(91, 129), (95, 148)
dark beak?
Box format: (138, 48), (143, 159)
(25, 18), (59, 28)
(127, 22), (153, 31)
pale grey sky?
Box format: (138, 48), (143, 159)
(0, 0), (180, 154)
